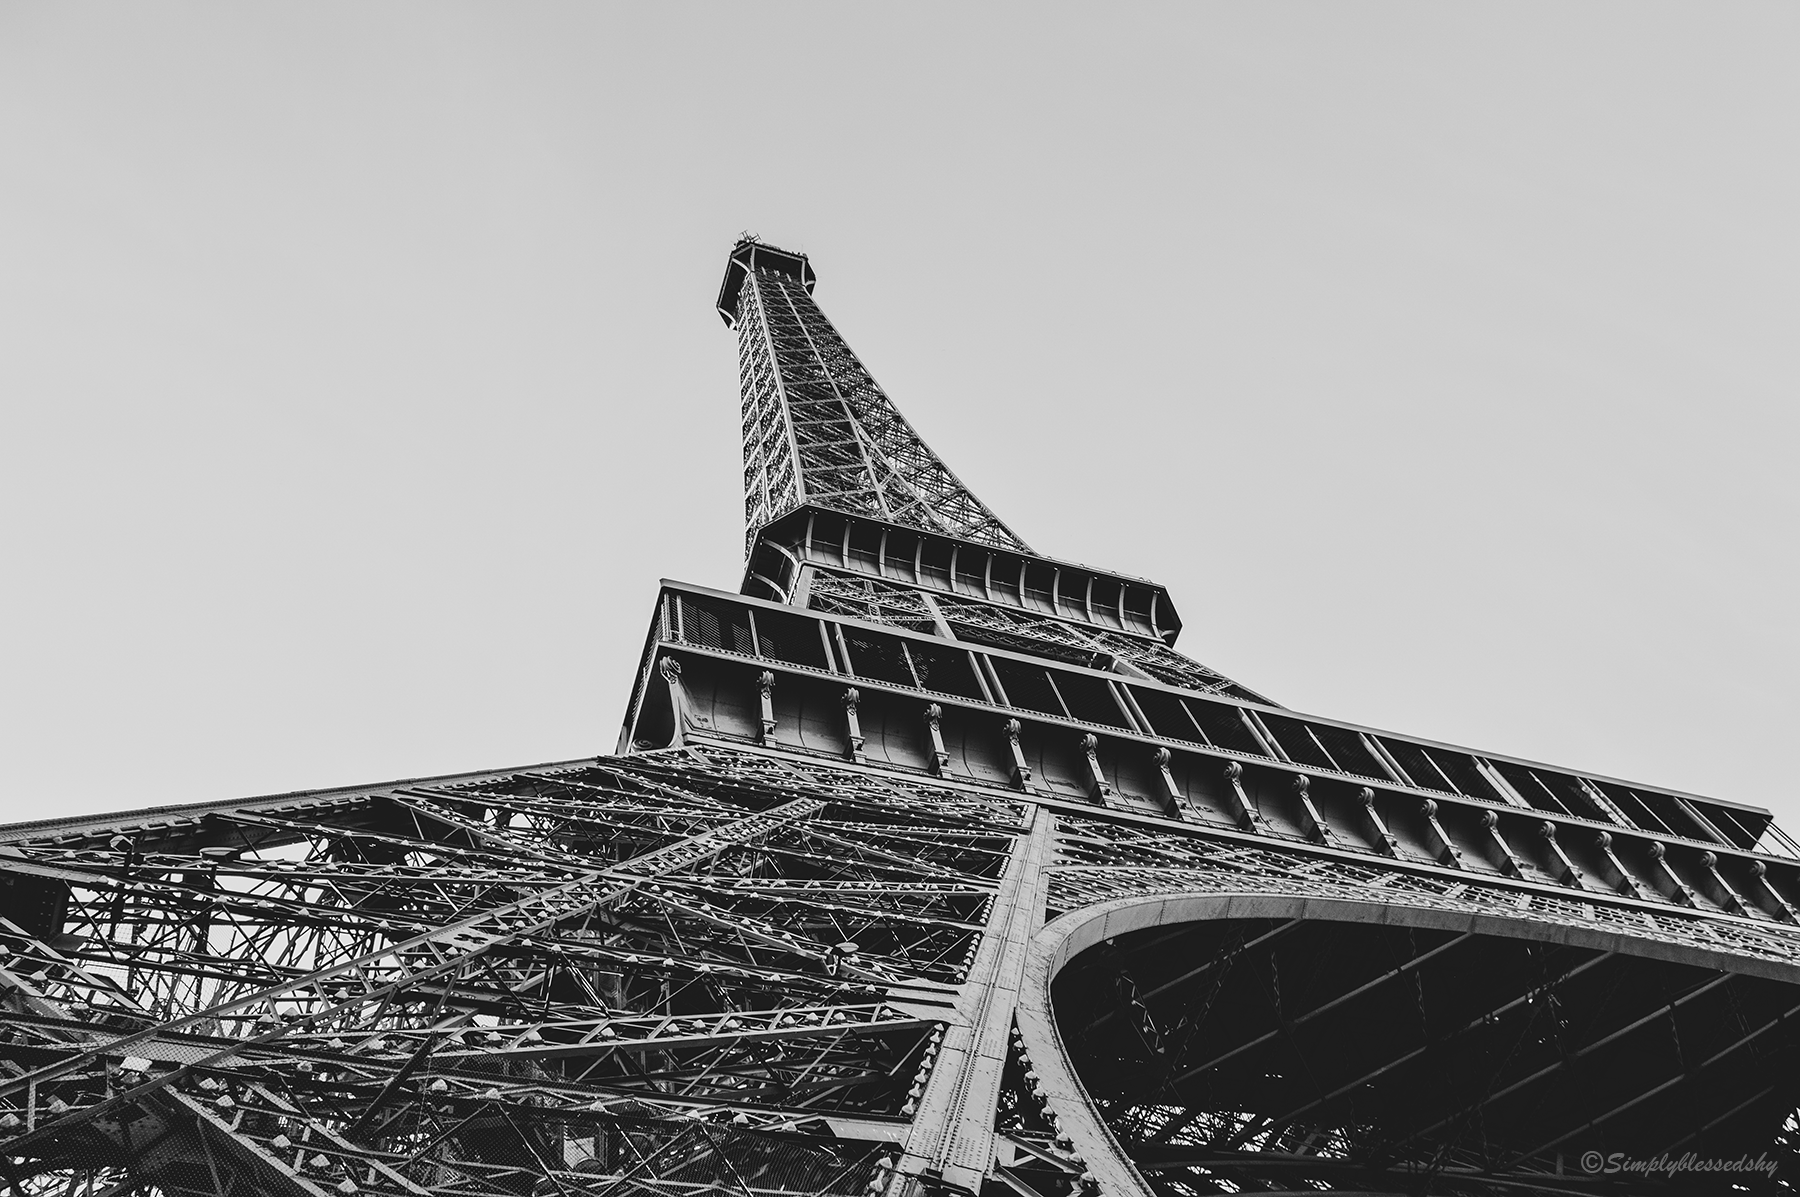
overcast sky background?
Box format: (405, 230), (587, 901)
(3, 5), (1796, 829)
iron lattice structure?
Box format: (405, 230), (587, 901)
(7, 241), (1800, 1197)
(721, 242), (1026, 556)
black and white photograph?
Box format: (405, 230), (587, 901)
(3, 7), (1798, 1195)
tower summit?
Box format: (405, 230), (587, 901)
(4, 241), (1800, 1197)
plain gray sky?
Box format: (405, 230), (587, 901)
(3, 4), (1796, 829)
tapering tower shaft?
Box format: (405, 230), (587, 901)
(719, 240), (1029, 556)
(6, 237), (1799, 1197)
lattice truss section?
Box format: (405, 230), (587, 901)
(1042, 813), (1800, 1196)
(1046, 814), (1800, 966)
(931, 597), (1265, 703)
(804, 572), (1266, 704)
(0, 748), (1023, 1197)
(734, 268), (1028, 555)
(805, 574), (939, 635)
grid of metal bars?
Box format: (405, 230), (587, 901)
(732, 267), (1027, 555)
(7, 238), (1799, 1197)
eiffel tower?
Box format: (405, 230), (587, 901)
(5, 239), (1800, 1197)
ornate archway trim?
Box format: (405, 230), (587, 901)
(1012, 890), (1800, 1197)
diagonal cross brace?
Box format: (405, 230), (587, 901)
(0, 796), (823, 1151)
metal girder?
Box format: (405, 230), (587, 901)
(1044, 887), (1800, 1194)
(0, 752), (1022, 1197)
(9, 238), (1800, 1197)
(730, 256), (1027, 555)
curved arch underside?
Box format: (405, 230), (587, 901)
(1048, 905), (1800, 1196)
